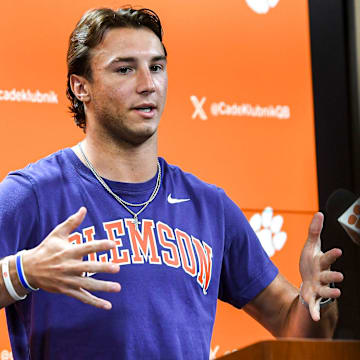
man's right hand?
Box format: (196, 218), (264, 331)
(22, 207), (121, 310)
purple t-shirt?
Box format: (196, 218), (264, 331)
(0, 148), (278, 359)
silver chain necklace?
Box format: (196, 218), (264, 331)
(78, 143), (161, 227)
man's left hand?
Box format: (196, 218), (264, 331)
(299, 212), (343, 321)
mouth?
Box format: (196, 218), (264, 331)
(136, 107), (153, 113)
(132, 104), (157, 118)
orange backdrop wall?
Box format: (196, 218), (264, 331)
(0, 1), (317, 358)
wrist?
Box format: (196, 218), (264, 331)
(2, 256), (28, 302)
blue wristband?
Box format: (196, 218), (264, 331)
(15, 252), (38, 292)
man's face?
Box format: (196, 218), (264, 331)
(85, 27), (168, 145)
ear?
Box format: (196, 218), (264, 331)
(70, 74), (91, 102)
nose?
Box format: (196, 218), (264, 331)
(136, 68), (156, 94)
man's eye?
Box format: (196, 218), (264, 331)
(151, 64), (163, 72)
(116, 67), (132, 74)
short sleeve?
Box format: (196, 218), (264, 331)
(218, 191), (278, 308)
(0, 172), (40, 257)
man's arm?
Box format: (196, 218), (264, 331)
(243, 273), (338, 337)
(0, 207), (121, 310)
(243, 212), (343, 338)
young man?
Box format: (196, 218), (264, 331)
(0, 7), (343, 360)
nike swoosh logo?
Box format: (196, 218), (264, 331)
(167, 194), (191, 204)
(83, 271), (96, 277)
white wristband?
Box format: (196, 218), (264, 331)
(2, 256), (27, 301)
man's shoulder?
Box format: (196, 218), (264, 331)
(0, 148), (75, 219)
(162, 158), (224, 197)
(8, 148), (73, 184)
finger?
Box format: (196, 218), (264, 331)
(72, 239), (116, 257)
(78, 277), (121, 293)
(306, 212), (324, 246)
(55, 207), (87, 237)
(64, 287), (113, 310)
(319, 248), (342, 270)
(308, 296), (321, 322)
(318, 285), (341, 299)
(69, 261), (120, 275)
(319, 270), (344, 284)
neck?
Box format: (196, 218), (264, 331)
(73, 135), (158, 183)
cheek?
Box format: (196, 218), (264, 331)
(99, 78), (132, 100)
(157, 78), (168, 98)
(106, 87), (130, 107)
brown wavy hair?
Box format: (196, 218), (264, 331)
(66, 7), (167, 130)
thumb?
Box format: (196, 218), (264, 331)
(55, 207), (87, 237)
(306, 212), (324, 246)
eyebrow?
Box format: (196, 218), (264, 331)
(109, 55), (167, 65)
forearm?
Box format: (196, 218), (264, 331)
(244, 275), (338, 339)
(280, 294), (338, 338)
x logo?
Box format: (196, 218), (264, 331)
(190, 95), (208, 120)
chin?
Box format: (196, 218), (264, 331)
(112, 126), (157, 146)
(98, 112), (159, 146)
